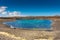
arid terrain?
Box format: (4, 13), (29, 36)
(0, 16), (60, 40)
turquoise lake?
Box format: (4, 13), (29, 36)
(4, 19), (52, 29)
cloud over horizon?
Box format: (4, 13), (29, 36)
(0, 6), (27, 17)
(0, 6), (7, 13)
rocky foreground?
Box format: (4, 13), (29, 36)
(0, 26), (59, 40)
(0, 28), (56, 40)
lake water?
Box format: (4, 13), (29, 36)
(4, 19), (52, 29)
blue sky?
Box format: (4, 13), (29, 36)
(0, 0), (60, 16)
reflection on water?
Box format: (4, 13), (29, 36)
(4, 19), (52, 29)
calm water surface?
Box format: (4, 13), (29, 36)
(4, 19), (52, 29)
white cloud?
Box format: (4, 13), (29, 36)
(8, 11), (21, 17)
(0, 6), (7, 13)
(8, 11), (27, 17)
(0, 6), (27, 17)
(2, 11), (7, 14)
